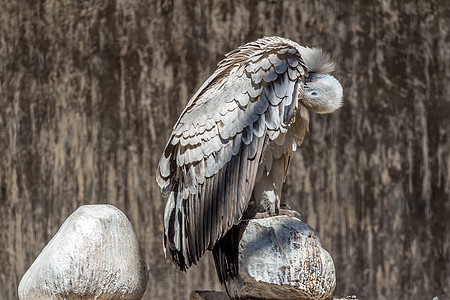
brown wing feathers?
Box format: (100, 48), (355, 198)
(156, 37), (307, 270)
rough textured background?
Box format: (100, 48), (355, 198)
(0, 0), (448, 299)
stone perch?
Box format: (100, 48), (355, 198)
(190, 291), (357, 300)
(18, 205), (148, 300)
(224, 215), (336, 299)
(201, 214), (337, 300)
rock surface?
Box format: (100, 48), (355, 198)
(225, 215), (336, 300)
(190, 290), (357, 300)
(18, 205), (148, 300)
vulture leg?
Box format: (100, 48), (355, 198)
(278, 209), (302, 219)
(247, 154), (288, 217)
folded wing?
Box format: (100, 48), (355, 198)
(156, 36), (308, 270)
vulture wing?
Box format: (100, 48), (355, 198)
(156, 36), (308, 270)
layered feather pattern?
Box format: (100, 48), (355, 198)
(156, 36), (312, 270)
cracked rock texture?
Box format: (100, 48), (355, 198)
(225, 215), (335, 300)
(18, 205), (148, 300)
(190, 290), (358, 300)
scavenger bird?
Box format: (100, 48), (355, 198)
(156, 36), (343, 279)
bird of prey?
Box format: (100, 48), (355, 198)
(156, 36), (343, 278)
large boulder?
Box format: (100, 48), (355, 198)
(18, 204), (148, 300)
(225, 215), (336, 300)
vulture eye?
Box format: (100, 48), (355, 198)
(311, 92), (318, 96)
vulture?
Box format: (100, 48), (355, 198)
(156, 36), (343, 282)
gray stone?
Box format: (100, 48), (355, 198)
(190, 290), (357, 300)
(225, 215), (336, 300)
(190, 290), (358, 300)
(18, 205), (148, 300)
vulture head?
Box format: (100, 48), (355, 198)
(299, 46), (343, 114)
(303, 73), (343, 114)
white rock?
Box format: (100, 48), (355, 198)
(18, 205), (148, 300)
(226, 215), (336, 300)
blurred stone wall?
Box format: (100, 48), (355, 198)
(0, 0), (448, 299)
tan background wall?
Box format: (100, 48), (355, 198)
(1, 0), (449, 299)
